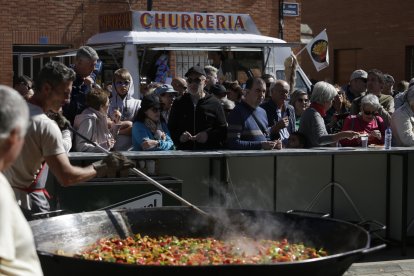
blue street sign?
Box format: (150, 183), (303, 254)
(283, 3), (299, 17)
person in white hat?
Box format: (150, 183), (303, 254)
(343, 69), (367, 102)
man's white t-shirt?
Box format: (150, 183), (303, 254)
(0, 173), (43, 275)
(4, 103), (65, 209)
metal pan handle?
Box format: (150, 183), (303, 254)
(362, 243), (387, 254)
(357, 220), (386, 234)
(286, 209), (330, 218)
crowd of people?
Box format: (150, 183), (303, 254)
(3, 45), (414, 274)
(9, 47), (414, 155)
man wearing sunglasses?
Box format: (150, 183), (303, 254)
(168, 65), (227, 150)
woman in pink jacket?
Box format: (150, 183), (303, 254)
(341, 94), (385, 146)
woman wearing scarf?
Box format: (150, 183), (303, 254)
(340, 94), (385, 147)
(108, 68), (141, 151)
(73, 87), (116, 152)
(299, 81), (359, 148)
(132, 94), (175, 151)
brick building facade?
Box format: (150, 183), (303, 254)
(1, 0), (302, 86)
(301, 0), (414, 86)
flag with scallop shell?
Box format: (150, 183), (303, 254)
(306, 29), (329, 72)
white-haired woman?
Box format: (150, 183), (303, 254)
(340, 94), (385, 146)
(299, 81), (359, 147)
(391, 85), (414, 146)
(0, 86), (43, 275)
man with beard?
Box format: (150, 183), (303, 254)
(168, 66), (227, 150)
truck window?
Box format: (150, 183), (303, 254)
(276, 70), (310, 93)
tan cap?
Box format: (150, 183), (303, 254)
(350, 69), (368, 81)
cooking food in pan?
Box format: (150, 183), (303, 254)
(73, 234), (327, 265)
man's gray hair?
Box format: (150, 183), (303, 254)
(406, 85), (414, 105)
(310, 81), (337, 104)
(361, 94), (381, 110)
(76, 46), (99, 61)
(0, 85), (29, 140)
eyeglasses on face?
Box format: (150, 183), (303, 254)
(363, 110), (377, 116)
(21, 82), (32, 90)
(297, 98), (309, 103)
(187, 78), (205, 84)
(115, 81), (131, 86)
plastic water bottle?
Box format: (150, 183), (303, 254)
(384, 127), (392, 150)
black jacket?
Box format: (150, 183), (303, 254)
(168, 93), (227, 150)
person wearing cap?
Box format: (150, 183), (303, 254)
(108, 68), (141, 151)
(155, 84), (178, 123)
(132, 94), (174, 151)
(210, 83), (235, 119)
(382, 73), (395, 96)
(227, 77), (282, 150)
(168, 65), (227, 150)
(62, 45), (99, 126)
(350, 69), (394, 127)
(171, 77), (187, 96)
(343, 69), (367, 102)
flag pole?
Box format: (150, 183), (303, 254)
(294, 46), (307, 57)
(295, 28), (327, 57)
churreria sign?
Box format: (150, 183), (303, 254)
(139, 12), (246, 31)
(99, 11), (260, 34)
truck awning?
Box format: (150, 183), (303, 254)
(32, 44), (123, 58)
(86, 31), (300, 49)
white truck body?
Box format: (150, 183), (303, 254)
(86, 11), (311, 98)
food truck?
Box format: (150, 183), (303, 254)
(85, 10), (312, 98)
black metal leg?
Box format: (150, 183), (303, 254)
(386, 153), (391, 239)
(273, 156), (277, 212)
(330, 154), (335, 218)
(401, 153), (408, 256)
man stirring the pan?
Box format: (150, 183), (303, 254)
(4, 61), (134, 218)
